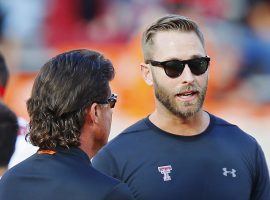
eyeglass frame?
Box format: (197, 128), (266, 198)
(97, 93), (118, 108)
(146, 56), (210, 78)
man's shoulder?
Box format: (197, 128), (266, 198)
(4, 152), (41, 178)
(210, 113), (258, 145)
(89, 169), (134, 199)
(89, 165), (122, 185)
(0, 157), (31, 186)
(64, 164), (134, 199)
(3, 154), (118, 186)
(104, 182), (135, 200)
(92, 118), (150, 162)
(210, 114), (237, 127)
(121, 117), (150, 134)
(1, 157), (134, 200)
(109, 117), (150, 144)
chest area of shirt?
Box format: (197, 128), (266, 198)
(121, 151), (253, 200)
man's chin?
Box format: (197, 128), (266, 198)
(172, 105), (201, 118)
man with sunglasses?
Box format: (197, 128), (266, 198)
(0, 50), (134, 200)
(93, 15), (270, 200)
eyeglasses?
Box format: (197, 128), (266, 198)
(98, 93), (118, 108)
(147, 56), (210, 78)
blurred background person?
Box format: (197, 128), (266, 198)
(0, 52), (8, 98)
(0, 52), (37, 168)
(236, 1), (270, 104)
(0, 102), (18, 178)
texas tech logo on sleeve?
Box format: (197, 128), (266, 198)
(158, 165), (172, 181)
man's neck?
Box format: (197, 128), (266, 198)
(149, 109), (210, 136)
(0, 166), (7, 177)
(79, 123), (106, 159)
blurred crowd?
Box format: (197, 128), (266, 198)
(0, 0), (270, 117)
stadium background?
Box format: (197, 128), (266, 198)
(1, 0), (269, 168)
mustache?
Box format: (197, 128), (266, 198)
(177, 85), (200, 94)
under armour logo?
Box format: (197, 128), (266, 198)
(223, 168), (237, 177)
(158, 165), (172, 181)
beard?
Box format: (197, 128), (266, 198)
(153, 78), (207, 119)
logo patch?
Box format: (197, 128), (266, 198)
(223, 168), (237, 177)
(158, 165), (172, 181)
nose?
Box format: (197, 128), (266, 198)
(180, 64), (195, 84)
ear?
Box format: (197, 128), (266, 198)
(140, 63), (153, 86)
(85, 103), (101, 125)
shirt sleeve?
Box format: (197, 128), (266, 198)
(104, 183), (135, 200)
(251, 143), (270, 200)
(92, 148), (119, 179)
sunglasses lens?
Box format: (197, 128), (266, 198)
(189, 58), (209, 75)
(150, 57), (209, 78)
(163, 61), (184, 78)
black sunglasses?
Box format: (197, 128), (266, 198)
(98, 93), (117, 108)
(147, 56), (210, 78)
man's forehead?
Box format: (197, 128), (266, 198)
(152, 30), (202, 46)
(149, 31), (205, 60)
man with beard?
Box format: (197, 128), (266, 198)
(0, 49), (134, 200)
(92, 15), (270, 200)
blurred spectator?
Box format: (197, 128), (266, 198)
(164, 0), (225, 18)
(237, 1), (270, 104)
(45, 0), (106, 46)
(0, 4), (4, 40)
(0, 0), (48, 72)
(0, 52), (8, 98)
(0, 52), (37, 168)
(45, 0), (156, 46)
(0, 102), (18, 178)
(0, 0), (45, 44)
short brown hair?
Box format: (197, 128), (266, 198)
(142, 14), (205, 61)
